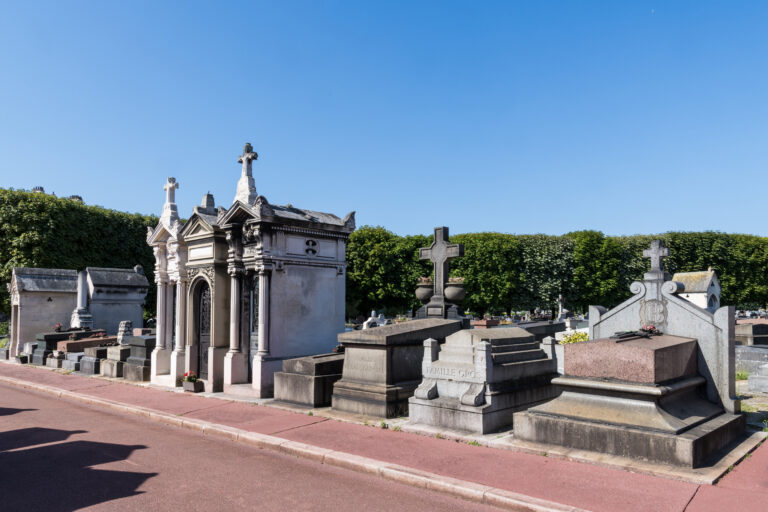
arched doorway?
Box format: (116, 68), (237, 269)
(196, 281), (211, 380)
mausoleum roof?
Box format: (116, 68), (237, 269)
(11, 267), (78, 293)
(672, 271), (717, 293)
(87, 267), (149, 289)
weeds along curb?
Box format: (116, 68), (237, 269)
(0, 374), (583, 512)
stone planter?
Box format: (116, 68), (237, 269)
(415, 284), (434, 304)
(183, 380), (204, 393)
(444, 283), (466, 303)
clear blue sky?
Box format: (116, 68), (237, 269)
(1, 1), (766, 237)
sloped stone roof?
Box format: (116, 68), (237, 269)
(11, 268), (77, 293)
(87, 267), (149, 289)
(672, 271), (716, 293)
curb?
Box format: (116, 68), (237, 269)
(0, 374), (585, 512)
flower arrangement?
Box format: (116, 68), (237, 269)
(640, 325), (661, 336)
(558, 331), (589, 345)
(417, 276), (433, 284)
(53, 323), (63, 333)
(448, 276), (465, 284)
(183, 371), (198, 383)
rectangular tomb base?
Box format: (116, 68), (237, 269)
(274, 353), (344, 407)
(31, 350), (51, 366)
(409, 383), (557, 434)
(0, 348), (9, 360)
(100, 359), (124, 378)
(46, 353), (65, 368)
(513, 409), (746, 468)
(123, 363), (150, 382)
(79, 357), (100, 375)
(331, 379), (420, 418)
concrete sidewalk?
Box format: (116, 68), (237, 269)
(0, 362), (765, 512)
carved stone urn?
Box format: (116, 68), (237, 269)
(444, 278), (466, 303)
(415, 279), (434, 304)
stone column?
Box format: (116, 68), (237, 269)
(229, 273), (241, 353)
(224, 270), (247, 388)
(155, 280), (167, 351)
(170, 279), (187, 386)
(257, 269), (270, 355)
(70, 270), (93, 329)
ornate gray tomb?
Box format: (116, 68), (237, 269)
(332, 319), (463, 418)
(514, 240), (745, 468)
(408, 327), (558, 434)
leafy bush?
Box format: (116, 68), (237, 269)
(558, 331), (589, 345)
(0, 321), (8, 336)
(735, 370), (749, 381)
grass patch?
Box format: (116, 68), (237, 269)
(736, 370), (749, 381)
(467, 440), (481, 447)
(392, 425), (401, 432)
(380, 421), (388, 429)
(741, 404), (758, 413)
(435, 433), (445, 440)
(307, 411), (313, 416)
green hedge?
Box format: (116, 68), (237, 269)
(346, 227), (768, 317)
(4, 188), (767, 321)
(0, 188), (157, 317)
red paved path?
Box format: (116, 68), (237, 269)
(1, 363), (766, 511)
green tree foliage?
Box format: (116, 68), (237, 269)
(0, 188), (158, 317)
(346, 227), (768, 317)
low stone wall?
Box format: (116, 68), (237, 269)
(735, 345), (768, 374)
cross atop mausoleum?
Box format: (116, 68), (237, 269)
(164, 177), (179, 204)
(419, 227), (463, 298)
(234, 142), (259, 205)
(160, 177), (180, 226)
(238, 142), (258, 177)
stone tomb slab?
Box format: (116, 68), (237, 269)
(80, 346), (108, 375)
(274, 353), (345, 407)
(332, 318), (462, 418)
(123, 335), (157, 382)
(565, 334), (697, 384)
(56, 335), (117, 353)
(100, 346), (131, 378)
(61, 352), (85, 371)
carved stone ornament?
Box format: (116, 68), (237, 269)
(187, 266), (216, 290)
(242, 225), (263, 255)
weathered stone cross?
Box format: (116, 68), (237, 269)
(163, 177), (178, 204)
(419, 227), (463, 298)
(643, 239), (669, 272)
(238, 142), (259, 177)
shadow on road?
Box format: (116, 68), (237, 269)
(0, 427), (87, 452)
(0, 407), (37, 416)
(0, 433), (157, 512)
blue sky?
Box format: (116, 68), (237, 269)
(1, 1), (766, 236)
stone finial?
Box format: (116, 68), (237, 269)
(234, 142), (259, 205)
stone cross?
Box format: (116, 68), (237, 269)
(238, 142), (259, 178)
(643, 240), (669, 273)
(164, 177), (179, 204)
(419, 227), (463, 298)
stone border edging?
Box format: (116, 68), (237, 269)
(0, 375), (585, 512)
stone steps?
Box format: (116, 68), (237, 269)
(490, 342), (541, 354)
(492, 349), (547, 364)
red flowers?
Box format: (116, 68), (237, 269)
(183, 371), (197, 383)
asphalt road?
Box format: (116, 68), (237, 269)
(0, 384), (498, 512)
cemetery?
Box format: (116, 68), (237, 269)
(1, 144), (768, 497)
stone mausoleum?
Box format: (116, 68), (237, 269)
(6, 266), (148, 359)
(148, 143), (355, 395)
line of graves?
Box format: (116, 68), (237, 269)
(0, 143), (757, 475)
(274, 232), (751, 470)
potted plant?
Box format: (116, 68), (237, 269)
(444, 276), (466, 303)
(415, 277), (434, 304)
(182, 371), (204, 393)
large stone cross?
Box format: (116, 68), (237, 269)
(643, 239), (669, 273)
(419, 227), (463, 298)
(238, 142), (259, 177)
(163, 177), (178, 204)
